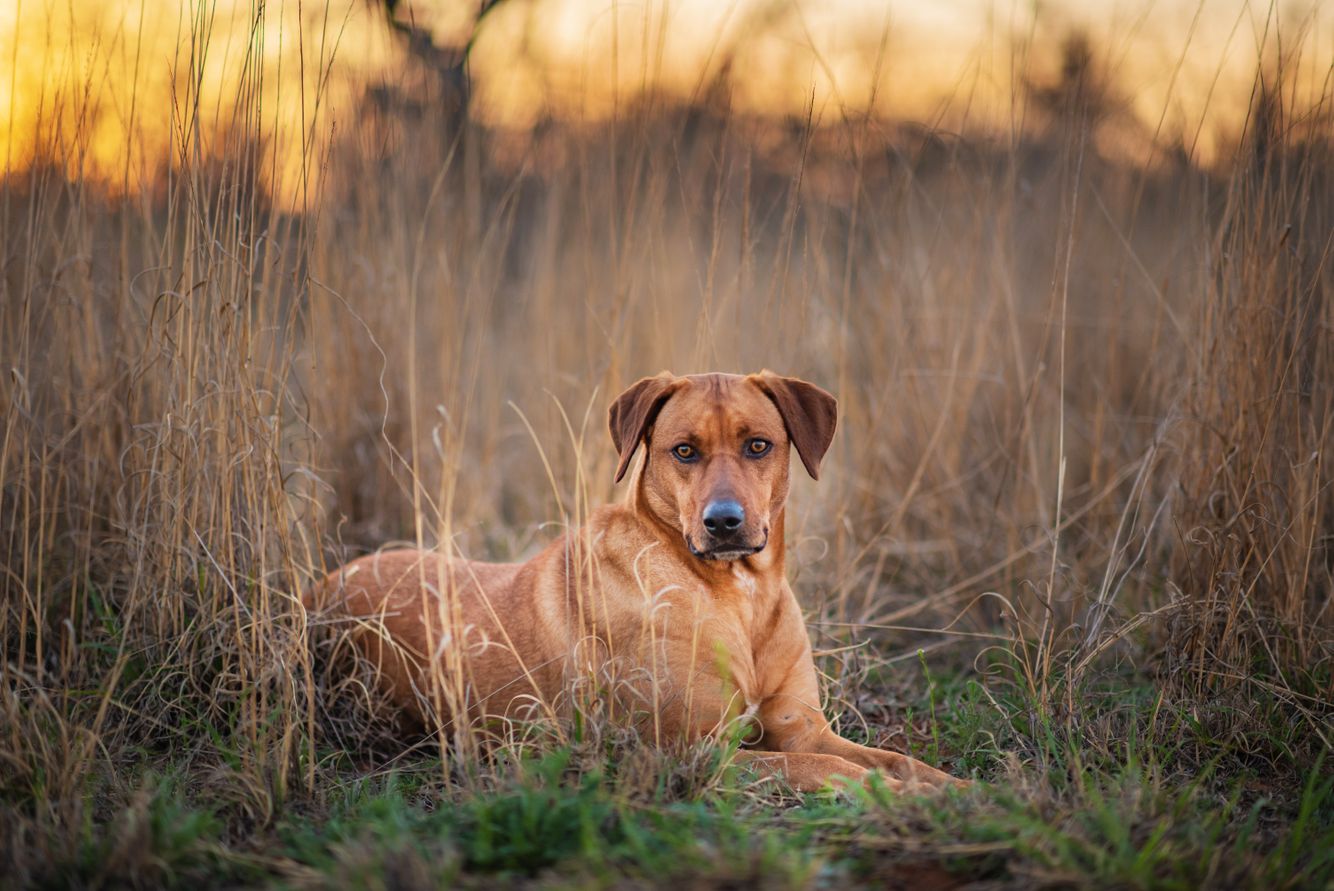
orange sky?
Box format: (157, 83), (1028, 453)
(3, 0), (1330, 205)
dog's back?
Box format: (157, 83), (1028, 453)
(307, 548), (565, 724)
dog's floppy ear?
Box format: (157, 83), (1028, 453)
(751, 371), (838, 480)
(609, 372), (683, 483)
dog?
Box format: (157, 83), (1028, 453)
(308, 371), (965, 792)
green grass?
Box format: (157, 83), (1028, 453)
(18, 657), (1330, 891)
(272, 760), (829, 888)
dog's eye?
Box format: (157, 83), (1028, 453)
(672, 443), (698, 462)
(746, 438), (772, 457)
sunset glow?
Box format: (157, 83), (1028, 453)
(4, 0), (1331, 205)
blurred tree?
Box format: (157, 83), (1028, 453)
(371, 0), (514, 120)
(1026, 31), (1125, 140)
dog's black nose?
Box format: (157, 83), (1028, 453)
(702, 499), (745, 536)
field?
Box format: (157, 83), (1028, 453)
(1, 3), (1332, 888)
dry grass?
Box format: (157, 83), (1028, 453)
(1, 5), (1331, 887)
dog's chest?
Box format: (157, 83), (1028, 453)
(696, 565), (783, 690)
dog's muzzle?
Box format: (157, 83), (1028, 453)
(687, 536), (767, 561)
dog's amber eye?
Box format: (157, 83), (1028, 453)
(746, 438), (772, 457)
(672, 443), (697, 462)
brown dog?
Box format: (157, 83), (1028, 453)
(309, 371), (964, 792)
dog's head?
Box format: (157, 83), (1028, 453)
(609, 371), (836, 562)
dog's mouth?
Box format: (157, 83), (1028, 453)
(687, 537), (767, 562)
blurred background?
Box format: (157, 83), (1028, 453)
(5, 1), (1333, 188)
(1, 1), (1331, 882)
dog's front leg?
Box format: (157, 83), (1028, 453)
(756, 692), (965, 791)
(811, 731), (967, 790)
(731, 750), (897, 793)
(752, 593), (968, 791)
